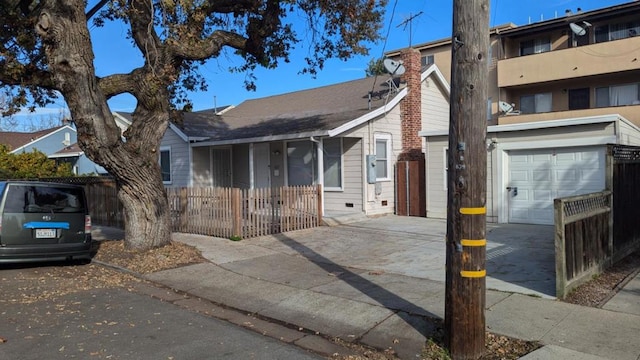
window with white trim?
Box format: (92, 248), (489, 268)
(323, 138), (342, 190)
(374, 134), (392, 181)
(160, 146), (171, 184)
(520, 93), (552, 114)
(421, 54), (434, 67)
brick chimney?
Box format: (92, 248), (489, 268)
(398, 48), (423, 161)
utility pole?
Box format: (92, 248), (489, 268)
(445, 1), (489, 359)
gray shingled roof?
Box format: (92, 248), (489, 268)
(0, 126), (64, 151)
(175, 75), (400, 141)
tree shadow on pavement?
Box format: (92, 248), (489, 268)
(272, 232), (444, 339)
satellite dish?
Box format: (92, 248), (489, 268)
(570, 21), (592, 36)
(383, 58), (406, 76)
(499, 101), (520, 115)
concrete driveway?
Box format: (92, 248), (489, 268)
(250, 215), (557, 298)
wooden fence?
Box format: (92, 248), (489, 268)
(554, 144), (640, 298)
(30, 177), (322, 239)
(167, 185), (322, 239)
(554, 191), (612, 298)
(612, 145), (640, 260)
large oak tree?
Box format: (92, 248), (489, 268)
(0, 0), (386, 249)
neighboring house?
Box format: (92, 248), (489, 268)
(389, 1), (640, 224)
(138, 49), (451, 217)
(0, 114), (132, 175)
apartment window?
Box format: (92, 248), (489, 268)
(519, 38), (551, 56)
(568, 88), (590, 110)
(595, 22), (640, 43)
(160, 146), (171, 183)
(520, 93), (552, 114)
(595, 83), (640, 107)
(323, 138), (342, 190)
(287, 141), (316, 186)
(375, 134), (392, 181)
(421, 54), (434, 67)
(487, 97), (492, 121)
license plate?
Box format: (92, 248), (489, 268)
(35, 229), (56, 238)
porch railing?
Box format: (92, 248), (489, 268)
(167, 185), (322, 239)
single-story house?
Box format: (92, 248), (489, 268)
(421, 114), (640, 225)
(0, 115), (132, 176)
(145, 49), (452, 217)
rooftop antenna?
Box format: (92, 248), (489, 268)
(397, 11), (423, 48)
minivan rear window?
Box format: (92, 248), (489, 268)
(4, 185), (86, 213)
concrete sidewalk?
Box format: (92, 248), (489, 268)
(93, 217), (640, 359)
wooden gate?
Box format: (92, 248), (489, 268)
(396, 161), (426, 217)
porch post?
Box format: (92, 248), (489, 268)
(249, 143), (255, 189)
(315, 138), (325, 216)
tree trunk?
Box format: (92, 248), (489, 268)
(118, 164), (172, 250)
(35, 0), (172, 250)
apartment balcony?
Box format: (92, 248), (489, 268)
(497, 104), (640, 126)
(498, 36), (640, 88)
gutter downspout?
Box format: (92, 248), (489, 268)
(310, 136), (325, 217)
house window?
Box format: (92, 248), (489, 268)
(421, 54), (434, 67)
(160, 146), (171, 184)
(595, 22), (640, 43)
(323, 138), (342, 190)
(287, 141), (316, 186)
(487, 97), (492, 121)
(375, 134), (392, 181)
(520, 93), (552, 114)
(519, 38), (551, 56)
(568, 88), (590, 110)
(595, 83), (640, 107)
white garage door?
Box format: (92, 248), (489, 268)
(507, 147), (605, 225)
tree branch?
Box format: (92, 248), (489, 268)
(0, 60), (57, 90)
(169, 30), (247, 60)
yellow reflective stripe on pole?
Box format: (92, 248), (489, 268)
(460, 270), (486, 278)
(459, 207), (486, 215)
(461, 239), (487, 247)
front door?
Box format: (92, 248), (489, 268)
(253, 143), (271, 188)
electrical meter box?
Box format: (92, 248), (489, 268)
(366, 155), (376, 184)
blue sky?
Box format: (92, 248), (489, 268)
(10, 0), (630, 126)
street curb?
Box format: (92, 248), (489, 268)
(90, 260), (365, 358)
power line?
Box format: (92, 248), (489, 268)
(370, 0), (399, 96)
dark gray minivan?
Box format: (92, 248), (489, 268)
(0, 181), (93, 263)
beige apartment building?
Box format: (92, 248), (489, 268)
(388, 1), (640, 225)
(387, 1), (640, 127)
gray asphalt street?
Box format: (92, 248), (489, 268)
(0, 266), (324, 360)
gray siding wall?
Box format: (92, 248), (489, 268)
(421, 76), (450, 137)
(191, 146), (211, 187)
(426, 136), (448, 219)
(324, 137), (363, 213)
(161, 128), (190, 187)
(344, 105), (402, 216)
(618, 120), (640, 146)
